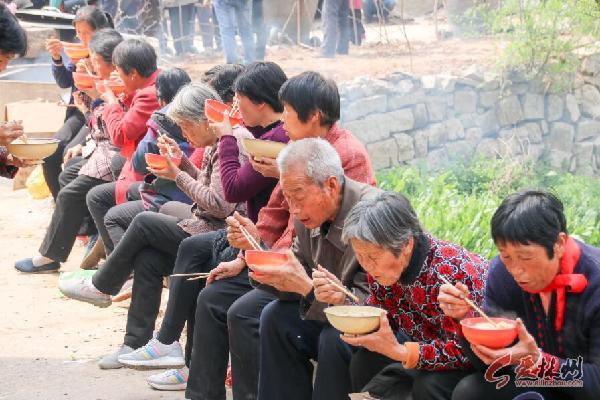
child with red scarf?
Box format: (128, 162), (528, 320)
(440, 190), (600, 400)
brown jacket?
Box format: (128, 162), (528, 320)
(285, 178), (382, 321)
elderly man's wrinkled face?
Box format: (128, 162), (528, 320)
(351, 239), (413, 286)
(281, 167), (340, 230)
(496, 234), (565, 293)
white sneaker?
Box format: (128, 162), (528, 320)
(59, 277), (111, 308)
(147, 367), (188, 391)
(118, 337), (185, 368)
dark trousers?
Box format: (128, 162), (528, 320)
(168, 4), (196, 55)
(92, 211), (189, 348)
(39, 174), (105, 262)
(157, 231), (220, 363)
(186, 270), (254, 400)
(258, 299), (339, 400)
(452, 372), (578, 400)
(321, 0), (350, 56)
(58, 157), (98, 237)
(252, 0), (267, 60)
(228, 288), (277, 400)
(197, 4), (221, 50)
(103, 199), (145, 250)
(86, 182), (117, 253)
(44, 112), (87, 199)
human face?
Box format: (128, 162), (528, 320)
(236, 94), (264, 127)
(280, 168), (340, 229)
(0, 52), (14, 73)
(282, 103), (319, 141)
(74, 21), (95, 47)
(176, 118), (216, 148)
(496, 234), (566, 293)
(115, 66), (144, 94)
(90, 52), (114, 80)
(351, 239), (413, 286)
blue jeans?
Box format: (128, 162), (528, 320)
(363, 0), (396, 22)
(212, 0), (255, 64)
(321, 0), (350, 56)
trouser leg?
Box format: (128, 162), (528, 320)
(86, 182), (117, 253)
(92, 211), (187, 295)
(103, 200), (145, 250)
(228, 288), (277, 400)
(39, 175), (104, 262)
(312, 326), (354, 400)
(257, 300), (324, 400)
(185, 270), (253, 400)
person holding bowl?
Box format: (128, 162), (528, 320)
(440, 190), (600, 400)
(301, 191), (488, 400)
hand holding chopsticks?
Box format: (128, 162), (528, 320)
(312, 265), (360, 303)
(438, 275), (499, 328)
(225, 212), (263, 251)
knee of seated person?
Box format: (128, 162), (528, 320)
(258, 300), (285, 334)
(130, 210), (160, 229)
(85, 185), (103, 207)
(450, 373), (484, 400)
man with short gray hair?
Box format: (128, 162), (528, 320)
(251, 138), (382, 400)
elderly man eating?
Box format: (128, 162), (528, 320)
(441, 190), (600, 400)
(253, 138), (381, 400)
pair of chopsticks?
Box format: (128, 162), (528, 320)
(157, 130), (176, 159)
(239, 225), (263, 252)
(229, 98), (240, 116)
(438, 275), (499, 328)
(313, 266), (360, 303)
(170, 272), (211, 281)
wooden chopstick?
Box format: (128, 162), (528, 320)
(239, 225), (262, 252)
(438, 275), (499, 328)
(170, 272), (211, 278)
(313, 267), (360, 303)
(157, 130), (176, 159)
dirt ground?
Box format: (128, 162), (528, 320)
(172, 18), (501, 82)
(0, 177), (222, 400)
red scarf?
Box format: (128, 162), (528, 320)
(538, 237), (587, 332)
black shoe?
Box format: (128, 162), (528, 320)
(15, 258), (60, 274)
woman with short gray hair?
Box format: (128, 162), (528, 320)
(312, 191), (489, 400)
(59, 81), (254, 371)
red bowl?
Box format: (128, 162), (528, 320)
(103, 80), (126, 96)
(460, 317), (518, 349)
(73, 72), (100, 90)
(245, 250), (288, 270)
(145, 153), (181, 170)
(204, 99), (243, 126)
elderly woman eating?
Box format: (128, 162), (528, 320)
(306, 191), (488, 400)
(441, 190), (600, 400)
(59, 83), (251, 370)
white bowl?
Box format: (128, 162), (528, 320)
(7, 138), (60, 160)
(242, 138), (286, 159)
(324, 305), (384, 335)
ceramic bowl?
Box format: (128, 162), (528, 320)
(204, 99), (243, 126)
(72, 72), (100, 90)
(245, 250), (288, 270)
(324, 306), (384, 335)
(460, 317), (518, 349)
(145, 153), (181, 170)
(242, 138), (286, 159)
(7, 138), (60, 160)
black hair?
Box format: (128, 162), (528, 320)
(278, 71), (340, 127)
(73, 6), (113, 30)
(156, 68), (192, 104)
(201, 64), (245, 104)
(0, 3), (27, 57)
(88, 29), (123, 64)
(233, 62), (287, 113)
(112, 39), (157, 78)
(491, 190), (568, 259)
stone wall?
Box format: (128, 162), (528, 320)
(339, 57), (600, 177)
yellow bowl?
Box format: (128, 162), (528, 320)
(242, 138), (286, 159)
(7, 138), (60, 160)
(324, 305), (384, 335)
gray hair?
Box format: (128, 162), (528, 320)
(342, 191), (423, 256)
(277, 138), (344, 186)
(167, 83), (221, 123)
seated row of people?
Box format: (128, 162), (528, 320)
(6, 20), (598, 400)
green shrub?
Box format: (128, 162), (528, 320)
(377, 158), (600, 260)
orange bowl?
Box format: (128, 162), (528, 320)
(460, 317), (518, 349)
(204, 99), (243, 126)
(61, 42), (89, 60)
(245, 250), (288, 270)
(73, 72), (100, 90)
(145, 153), (181, 170)
(106, 80), (126, 96)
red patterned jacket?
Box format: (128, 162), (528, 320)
(367, 234), (488, 371)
